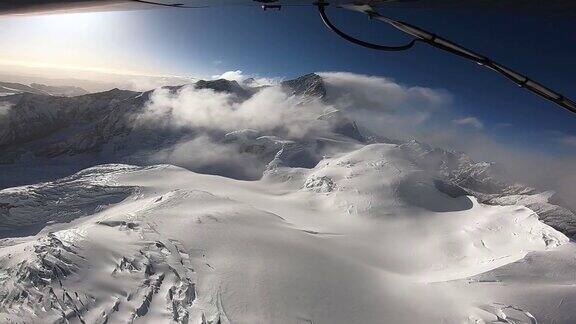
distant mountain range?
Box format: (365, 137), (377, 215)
(0, 81), (88, 97)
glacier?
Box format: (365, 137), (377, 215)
(0, 73), (575, 323)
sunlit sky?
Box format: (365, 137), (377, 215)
(0, 4), (575, 155)
(0, 11), (169, 75)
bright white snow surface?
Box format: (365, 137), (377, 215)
(0, 142), (572, 323)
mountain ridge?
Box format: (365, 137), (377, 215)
(0, 80), (88, 97)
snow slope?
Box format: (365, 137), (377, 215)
(0, 143), (572, 323)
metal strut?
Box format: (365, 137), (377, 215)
(315, 3), (576, 115)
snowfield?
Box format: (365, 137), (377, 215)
(0, 146), (573, 323)
(0, 73), (575, 323)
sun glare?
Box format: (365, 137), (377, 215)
(0, 11), (156, 75)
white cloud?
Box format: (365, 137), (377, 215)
(452, 117), (484, 130)
(320, 72), (450, 111)
(135, 84), (334, 180)
(212, 70), (281, 86)
(320, 71), (451, 141)
(138, 85), (330, 139)
(149, 135), (264, 180)
(212, 70), (245, 82)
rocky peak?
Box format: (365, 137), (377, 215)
(194, 79), (251, 99)
(281, 73), (326, 98)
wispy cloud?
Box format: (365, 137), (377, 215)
(558, 135), (576, 147)
(212, 70), (244, 81)
(319, 71), (451, 141)
(452, 117), (484, 130)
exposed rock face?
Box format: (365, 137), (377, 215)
(0, 89), (144, 162)
(281, 73), (326, 98)
(194, 79), (251, 100)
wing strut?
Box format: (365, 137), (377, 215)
(314, 1), (576, 115)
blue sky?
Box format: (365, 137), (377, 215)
(0, 4), (575, 154)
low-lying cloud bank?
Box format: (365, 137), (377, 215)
(136, 71), (576, 209)
(138, 86), (330, 139)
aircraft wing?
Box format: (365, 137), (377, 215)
(1, 0), (575, 16)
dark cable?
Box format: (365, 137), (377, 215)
(314, 1), (417, 51)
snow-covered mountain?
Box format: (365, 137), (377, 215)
(1, 73), (575, 323)
(1, 73), (574, 237)
(0, 81), (88, 97)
